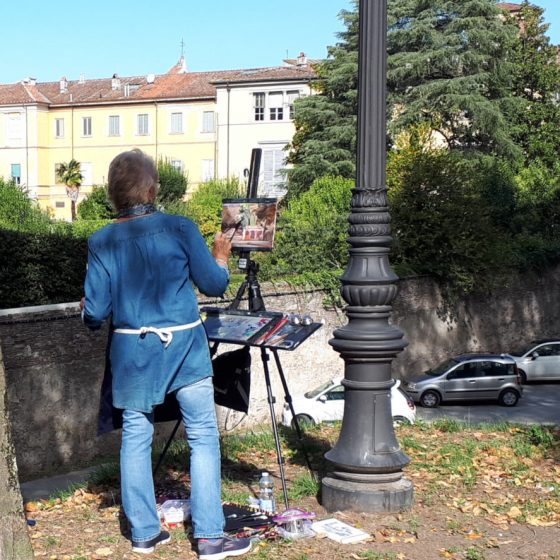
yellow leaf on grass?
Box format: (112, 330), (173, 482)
(526, 517), (558, 527)
(94, 548), (112, 557)
(507, 506), (523, 519)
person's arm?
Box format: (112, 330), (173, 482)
(82, 242), (112, 329)
(182, 220), (231, 297)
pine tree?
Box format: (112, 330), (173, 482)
(387, 0), (519, 158)
(507, 1), (560, 168)
(287, 0), (520, 196)
(286, 5), (359, 198)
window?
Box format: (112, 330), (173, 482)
(6, 113), (23, 142)
(55, 118), (64, 138)
(535, 344), (560, 357)
(262, 145), (287, 196)
(254, 93), (265, 121)
(108, 115), (120, 136)
(450, 363), (482, 379)
(171, 160), (183, 171)
(269, 92), (284, 121)
(55, 201), (65, 208)
(202, 159), (214, 182)
(325, 386), (345, 401)
(170, 112), (183, 134)
(11, 164), (21, 185)
(287, 90), (300, 120)
(482, 362), (514, 377)
(82, 117), (92, 137)
(202, 111), (215, 133)
(137, 113), (149, 135)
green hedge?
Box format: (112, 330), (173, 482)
(0, 229), (87, 308)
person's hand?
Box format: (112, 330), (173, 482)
(80, 297), (85, 310)
(212, 232), (232, 263)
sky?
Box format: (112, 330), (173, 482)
(0, 0), (558, 85)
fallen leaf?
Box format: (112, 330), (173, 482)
(526, 517), (557, 527)
(506, 506), (523, 519)
(94, 548), (112, 557)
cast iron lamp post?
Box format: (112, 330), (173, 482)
(322, 0), (413, 512)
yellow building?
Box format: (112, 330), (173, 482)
(0, 57), (315, 220)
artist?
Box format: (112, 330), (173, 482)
(81, 149), (252, 559)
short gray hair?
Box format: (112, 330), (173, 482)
(108, 149), (159, 211)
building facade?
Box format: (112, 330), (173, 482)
(0, 56), (315, 220)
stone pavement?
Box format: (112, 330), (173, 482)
(20, 466), (98, 503)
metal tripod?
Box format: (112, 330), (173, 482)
(225, 253), (315, 510)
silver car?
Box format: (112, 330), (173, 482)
(403, 354), (522, 408)
(507, 339), (560, 383)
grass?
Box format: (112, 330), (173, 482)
(287, 473), (319, 500)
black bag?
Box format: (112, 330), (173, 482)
(212, 346), (252, 413)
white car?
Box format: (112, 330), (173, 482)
(281, 377), (416, 429)
(507, 339), (560, 383)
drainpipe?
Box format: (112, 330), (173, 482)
(226, 83), (231, 178)
(25, 105), (29, 192)
(71, 106), (74, 159)
(155, 101), (159, 161)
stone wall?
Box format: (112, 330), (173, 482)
(1, 267), (558, 480)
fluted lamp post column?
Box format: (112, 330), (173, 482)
(321, 0), (413, 512)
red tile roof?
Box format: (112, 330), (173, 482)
(0, 64), (316, 107)
(497, 2), (521, 13)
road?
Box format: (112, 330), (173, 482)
(415, 382), (560, 425)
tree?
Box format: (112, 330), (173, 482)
(507, 1), (560, 169)
(286, 5), (358, 197)
(387, 124), (513, 292)
(77, 185), (114, 220)
(286, 0), (520, 196)
(0, 349), (34, 560)
(0, 178), (52, 233)
(157, 159), (188, 205)
(56, 159), (83, 221)
(387, 0), (520, 159)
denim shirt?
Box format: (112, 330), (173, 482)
(83, 212), (229, 412)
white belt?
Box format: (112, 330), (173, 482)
(114, 319), (202, 348)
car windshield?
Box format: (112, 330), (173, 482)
(305, 380), (336, 399)
(509, 344), (536, 357)
(424, 358), (458, 377)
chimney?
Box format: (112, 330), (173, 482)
(22, 77), (37, 86)
(178, 55), (187, 74)
(79, 74), (85, 84)
(146, 73), (155, 84)
(111, 73), (121, 91)
(59, 76), (68, 93)
(296, 52), (307, 66)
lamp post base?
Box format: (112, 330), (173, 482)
(322, 474), (413, 513)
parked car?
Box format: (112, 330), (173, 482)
(402, 354), (522, 408)
(506, 339), (560, 383)
(281, 377), (416, 429)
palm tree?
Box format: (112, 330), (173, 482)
(56, 159), (83, 221)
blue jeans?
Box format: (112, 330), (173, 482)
(121, 376), (225, 542)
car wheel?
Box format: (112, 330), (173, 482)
(393, 415), (411, 427)
(291, 414), (315, 430)
(519, 370), (528, 384)
(420, 390), (440, 408)
(499, 389), (519, 407)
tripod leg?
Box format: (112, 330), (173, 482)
(260, 347), (289, 510)
(228, 280), (248, 311)
(271, 349), (316, 482)
(153, 418), (182, 476)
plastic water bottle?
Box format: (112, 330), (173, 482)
(258, 472), (276, 514)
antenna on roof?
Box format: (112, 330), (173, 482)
(180, 38), (185, 58)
